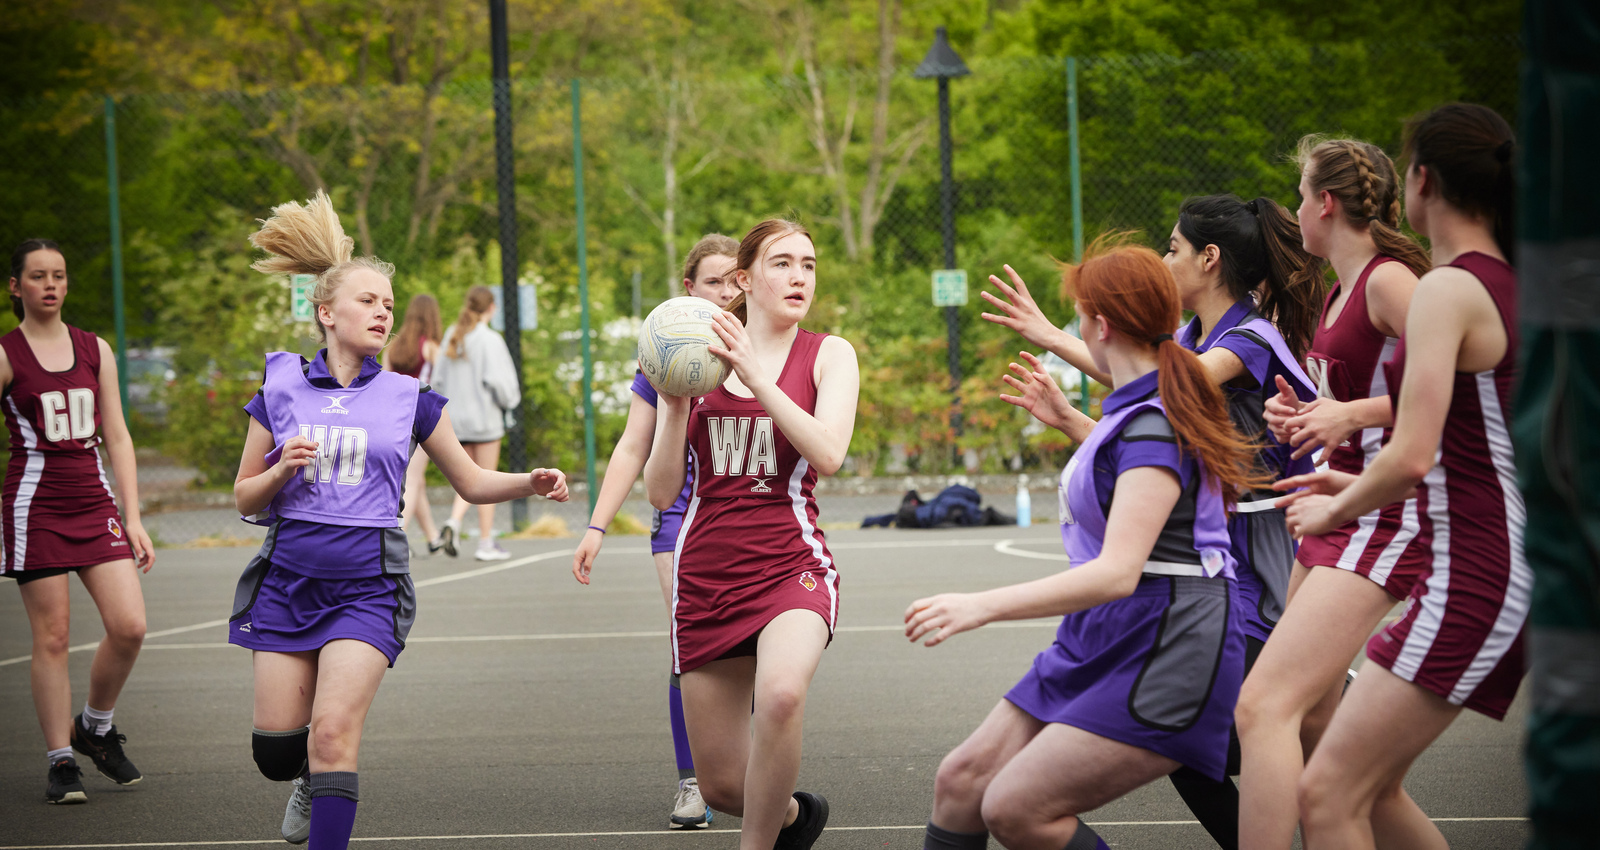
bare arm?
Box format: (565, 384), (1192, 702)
(999, 350), (1097, 444)
(905, 465), (1181, 645)
(421, 409), (566, 504)
(709, 316), (860, 476)
(96, 339), (153, 571)
(1280, 268), (1498, 536)
(644, 393), (691, 509)
(233, 416), (314, 518)
(574, 394), (658, 584)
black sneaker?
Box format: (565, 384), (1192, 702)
(46, 757), (87, 804)
(774, 791), (828, 850)
(71, 714), (142, 785)
(433, 522), (458, 558)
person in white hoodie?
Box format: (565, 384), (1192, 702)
(431, 285), (522, 561)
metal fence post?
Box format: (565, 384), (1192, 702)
(103, 95), (128, 417)
(1066, 57), (1090, 416)
(572, 78), (598, 515)
(489, 0), (528, 528)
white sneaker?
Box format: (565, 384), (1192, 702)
(474, 540), (511, 562)
(282, 776), (312, 844)
(670, 777), (712, 829)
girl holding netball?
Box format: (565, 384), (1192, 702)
(230, 191), (567, 848)
(643, 219), (858, 850)
(3, 239), (155, 804)
(1235, 136), (1432, 849)
(984, 195), (1324, 848)
(381, 293), (444, 552)
(910, 237), (1259, 850)
(1280, 103), (1527, 849)
(571, 232), (740, 829)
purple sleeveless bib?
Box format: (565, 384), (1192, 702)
(252, 351), (418, 528)
(1058, 397), (1236, 580)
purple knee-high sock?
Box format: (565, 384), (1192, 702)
(669, 674), (694, 779)
(307, 772), (359, 849)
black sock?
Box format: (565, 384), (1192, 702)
(1169, 766), (1239, 850)
(1063, 821), (1108, 850)
(924, 820), (988, 849)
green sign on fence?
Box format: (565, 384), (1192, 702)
(932, 269), (968, 307)
(291, 274), (315, 322)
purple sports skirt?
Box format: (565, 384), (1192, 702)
(651, 495), (690, 555)
(1229, 508), (1296, 644)
(228, 555), (415, 667)
(1005, 575), (1246, 781)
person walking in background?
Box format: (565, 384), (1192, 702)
(432, 285), (522, 561)
(382, 293), (444, 555)
(571, 233), (740, 830)
(2, 239), (156, 805)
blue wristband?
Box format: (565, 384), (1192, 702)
(588, 525), (606, 534)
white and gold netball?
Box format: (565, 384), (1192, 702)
(637, 296), (732, 397)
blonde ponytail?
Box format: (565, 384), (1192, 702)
(249, 190), (394, 340)
(447, 285), (497, 359)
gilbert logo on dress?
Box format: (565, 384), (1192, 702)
(107, 517), (122, 539)
(321, 395), (352, 415)
(798, 571), (817, 592)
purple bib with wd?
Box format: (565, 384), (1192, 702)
(1058, 397), (1236, 580)
(253, 351), (417, 527)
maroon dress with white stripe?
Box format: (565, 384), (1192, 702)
(0, 326), (128, 575)
(1296, 255), (1432, 598)
(1364, 252), (1529, 719)
(671, 329), (838, 674)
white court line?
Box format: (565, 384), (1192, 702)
(994, 538), (1070, 561)
(0, 818), (1531, 848)
(1, 537), (1058, 669)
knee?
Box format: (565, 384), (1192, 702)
(933, 747), (990, 811)
(978, 787), (1035, 846)
(252, 728), (309, 781)
(1234, 675), (1290, 737)
(107, 616), (146, 650)
(35, 621), (71, 658)
(1296, 758), (1348, 828)
(309, 716), (360, 765)
(696, 773), (744, 816)
(755, 679), (808, 727)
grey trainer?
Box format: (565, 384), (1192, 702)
(282, 776), (312, 844)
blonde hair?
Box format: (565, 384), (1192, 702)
(446, 285), (497, 359)
(1294, 136), (1431, 278)
(249, 190), (394, 341)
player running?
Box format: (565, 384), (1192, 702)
(571, 233), (739, 829)
(910, 237), (1263, 850)
(229, 191), (567, 848)
(1279, 103), (1528, 849)
(2, 238), (156, 804)
(644, 219), (858, 850)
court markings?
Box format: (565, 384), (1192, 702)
(1, 537), (1059, 669)
(0, 818), (1531, 848)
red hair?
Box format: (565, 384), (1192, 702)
(1064, 234), (1266, 501)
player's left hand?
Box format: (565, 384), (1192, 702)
(1281, 492), (1339, 538)
(126, 519), (156, 573)
(530, 468), (569, 502)
(1000, 351), (1075, 431)
(1273, 468), (1359, 498)
(707, 310), (769, 391)
(905, 593), (991, 647)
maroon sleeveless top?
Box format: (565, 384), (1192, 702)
(1304, 255), (1402, 476)
(2, 325), (106, 464)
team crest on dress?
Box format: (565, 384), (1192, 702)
(107, 517), (123, 538)
(798, 571), (817, 592)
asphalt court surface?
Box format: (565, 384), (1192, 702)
(1, 527), (1528, 848)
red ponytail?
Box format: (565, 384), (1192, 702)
(1064, 234), (1268, 502)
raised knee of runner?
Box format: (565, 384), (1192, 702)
(978, 784), (1038, 845)
(252, 727), (309, 781)
(308, 716), (362, 769)
(933, 746), (991, 811)
(695, 772), (744, 816)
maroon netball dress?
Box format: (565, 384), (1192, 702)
(1296, 256), (1432, 598)
(0, 326), (129, 580)
(670, 329), (838, 674)
(1365, 252), (1529, 719)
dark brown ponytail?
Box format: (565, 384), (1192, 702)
(9, 238), (63, 320)
(1401, 103), (1516, 261)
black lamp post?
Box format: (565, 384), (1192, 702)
(914, 27), (970, 456)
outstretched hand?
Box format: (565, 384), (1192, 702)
(1000, 351), (1075, 432)
(980, 265), (1061, 350)
(530, 468), (570, 502)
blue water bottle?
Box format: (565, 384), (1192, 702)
(1016, 474), (1032, 528)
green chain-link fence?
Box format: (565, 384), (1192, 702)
(0, 37), (1518, 544)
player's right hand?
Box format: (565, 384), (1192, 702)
(1263, 374), (1304, 443)
(572, 527), (603, 585)
(999, 351), (1074, 431)
(276, 437), (319, 474)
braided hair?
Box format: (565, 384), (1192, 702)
(1295, 136), (1431, 277)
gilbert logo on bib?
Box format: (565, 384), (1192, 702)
(798, 571), (817, 592)
(321, 395), (352, 415)
(107, 517), (123, 538)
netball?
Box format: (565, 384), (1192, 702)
(636, 296), (732, 398)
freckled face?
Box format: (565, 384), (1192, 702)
(684, 254), (738, 308)
(324, 268), (395, 357)
(9, 249), (68, 319)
